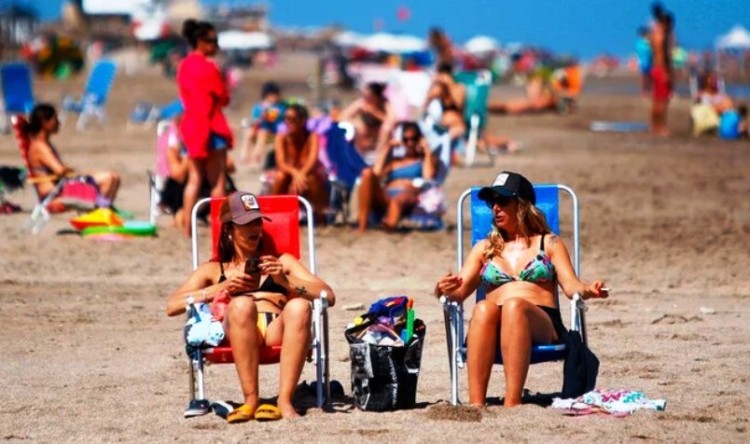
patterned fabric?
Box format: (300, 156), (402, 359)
(552, 389), (667, 416)
(481, 252), (556, 289)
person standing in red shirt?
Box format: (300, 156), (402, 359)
(177, 19), (233, 236)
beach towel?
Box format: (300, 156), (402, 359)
(552, 388), (666, 416)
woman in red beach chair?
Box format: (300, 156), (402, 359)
(166, 192), (335, 422)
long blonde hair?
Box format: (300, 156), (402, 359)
(483, 197), (551, 260)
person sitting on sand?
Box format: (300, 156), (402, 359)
(424, 74), (467, 141)
(488, 71), (558, 115)
(357, 121), (436, 232)
(166, 191), (336, 422)
(696, 73), (733, 115)
(25, 103), (120, 206)
(269, 104), (329, 223)
(240, 82), (286, 168)
(159, 117), (237, 229)
(434, 171), (609, 407)
(339, 82), (396, 161)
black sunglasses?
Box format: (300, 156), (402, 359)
(402, 136), (419, 143)
(485, 194), (513, 208)
(202, 37), (219, 45)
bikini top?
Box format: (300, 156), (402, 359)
(386, 160), (422, 183)
(218, 260), (289, 296)
(480, 234), (556, 290)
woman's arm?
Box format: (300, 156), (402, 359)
(339, 99), (362, 122)
(374, 103), (396, 152)
(434, 242), (484, 302)
(166, 146), (189, 182)
(547, 235), (608, 299)
(273, 135), (296, 175)
(166, 263), (227, 316)
(34, 142), (71, 177)
(372, 142), (395, 177)
(421, 140), (437, 181)
(207, 63), (230, 107)
(300, 133), (320, 176)
(262, 254), (336, 306)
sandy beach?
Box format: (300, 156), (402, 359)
(1, 54), (749, 443)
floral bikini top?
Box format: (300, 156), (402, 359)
(480, 234), (556, 290)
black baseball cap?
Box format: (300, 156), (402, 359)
(478, 171), (536, 204)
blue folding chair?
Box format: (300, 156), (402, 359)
(323, 122), (367, 224)
(442, 183), (588, 405)
(1, 62), (34, 115)
(455, 70), (491, 167)
(62, 59), (117, 130)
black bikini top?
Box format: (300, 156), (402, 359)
(218, 261), (289, 296)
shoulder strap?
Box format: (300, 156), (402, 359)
(219, 261), (226, 280)
(540, 234), (546, 251)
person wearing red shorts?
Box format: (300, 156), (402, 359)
(648, 4), (675, 136)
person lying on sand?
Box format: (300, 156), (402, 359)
(487, 73), (559, 115)
(434, 171), (608, 407)
(166, 191), (336, 421)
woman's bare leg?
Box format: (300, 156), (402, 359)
(357, 167), (388, 232)
(270, 171), (292, 195)
(499, 298), (558, 407)
(227, 297), (261, 410)
(251, 128), (270, 165)
(204, 150), (227, 198)
(383, 190), (417, 229)
(304, 173), (330, 223)
(182, 158), (206, 237)
(466, 300), (501, 406)
(91, 171), (120, 202)
(268, 298), (311, 418)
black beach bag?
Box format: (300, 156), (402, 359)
(345, 319), (426, 411)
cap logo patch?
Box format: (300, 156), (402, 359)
(493, 173), (509, 186)
(240, 194), (259, 211)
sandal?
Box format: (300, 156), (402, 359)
(254, 403), (282, 422)
(226, 404), (255, 424)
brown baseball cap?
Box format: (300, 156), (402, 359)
(220, 192), (271, 225)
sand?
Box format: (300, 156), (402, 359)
(1, 54), (749, 443)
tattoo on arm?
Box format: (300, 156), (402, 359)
(294, 286), (308, 296)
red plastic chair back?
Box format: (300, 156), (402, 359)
(209, 195), (301, 261)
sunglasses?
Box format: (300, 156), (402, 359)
(202, 37), (218, 45)
(403, 136), (419, 143)
(284, 114), (299, 122)
(485, 194), (513, 208)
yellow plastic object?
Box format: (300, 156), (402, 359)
(69, 208), (124, 231)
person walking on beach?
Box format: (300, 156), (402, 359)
(649, 4), (675, 136)
(177, 19), (233, 237)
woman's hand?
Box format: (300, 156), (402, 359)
(260, 255), (288, 285)
(583, 280), (609, 300)
(225, 271), (260, 296)
(290, 170), (309, 193)
(435, 272), (463, 300)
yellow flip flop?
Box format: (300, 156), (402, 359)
(254, 404), (282, 422)
(226, 404), (255, 424)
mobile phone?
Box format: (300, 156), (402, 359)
(244, 257), (260, 275)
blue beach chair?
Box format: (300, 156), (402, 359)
(455, 70), (491, 167)
(441, 183), (588, 405)
(62, 59), (117, 130)
(1, 62), (34, 115)
(323, 122), (367, 224)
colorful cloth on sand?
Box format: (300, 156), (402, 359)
(552, 388), (666, 417)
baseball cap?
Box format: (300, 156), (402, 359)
(478, 171), (536, 204)
(220, 192), (271, 225)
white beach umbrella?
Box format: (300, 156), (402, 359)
(464, 35), (500, 54)
(218, 31), (274, 50)
(333, 30), (364, 47)
(361, 33), (426, 53)
(716, 25), (750, 49)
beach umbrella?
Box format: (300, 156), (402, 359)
(333, 31), (364, 47)
(715, 25), (750, 49)
(464, 35), (500, 54)
(217, 31), (274, 50)
(361, 32), (426, 53)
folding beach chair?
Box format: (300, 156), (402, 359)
(61, 59), (117, 131)
(147, 120), (175, 224)
(323, 122), (367, 224)
(185, 195), (331, 416)
(442, 184), (588, 405)
(11, 115), (103, 233)
(455, 70), (491, 167)
(1, 62), (34, 115)
(129, 99), (183, 127)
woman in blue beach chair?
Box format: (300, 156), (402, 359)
(434, 171), (609, 407)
